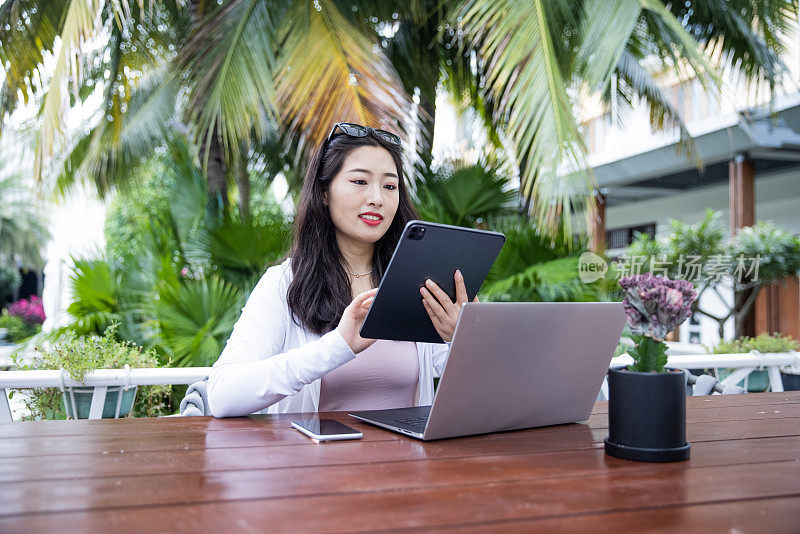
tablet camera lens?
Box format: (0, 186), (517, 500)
(408, 227), (425, 240)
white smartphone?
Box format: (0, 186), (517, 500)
(291, 418), (363, 442)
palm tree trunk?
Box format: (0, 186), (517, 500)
(189, 0), (227, 212)
(237, 144), (250, 222)
(204, 136), (227, 213)
(417, 85), (436, 173)
(389, 10), (442, 176)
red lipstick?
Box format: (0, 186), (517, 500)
(359, 211), (384, 227)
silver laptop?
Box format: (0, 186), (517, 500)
(349, 302), (626, 440)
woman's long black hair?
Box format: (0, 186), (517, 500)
(286, 131), (419, 335)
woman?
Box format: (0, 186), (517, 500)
(208, 123), (471, 417)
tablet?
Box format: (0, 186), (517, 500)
(359, 220), (505, 343)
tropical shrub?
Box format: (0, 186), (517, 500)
(482, 221), (608, 302)
(63, 258), (123, 337)
(1, 297), (45, 342)
(65, 139), (290, 367)
(412, 161), (517, 228)
(730, 221), (800, 282)
(203, 216), (291, 291)
(628, 210), (800, 339)
(0, 310), (40, 342)
(410, 163), (605, 304)
(11, 327), (174, 420)
(154, 276), (244, 367)
(105, 160), (174, 263)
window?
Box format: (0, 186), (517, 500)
(606, 223), (656, 249)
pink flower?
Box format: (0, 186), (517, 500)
(7, 296), (46, 325)
(619, 274), (696, 341)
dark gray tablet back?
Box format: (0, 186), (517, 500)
(359, 220), (505, 343)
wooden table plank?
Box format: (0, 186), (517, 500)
(425, 496), (800, 534)
(591, 391), (800, 413)
(3, 415), (799, 484)
(0, 414), (270, 439)
(0, 423), (599, 483)
(3, 391), (798, 440)
(2, 461), (799, 533)
(584, 401), (800, 427)
(1, 413), (798, 484)
(2, 436), (798, 516)
(5, 414), (800, 459)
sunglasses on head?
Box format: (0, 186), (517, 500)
(326, 122), (402, 146)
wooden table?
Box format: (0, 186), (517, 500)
(1, 392), (799, 533)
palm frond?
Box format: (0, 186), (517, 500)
(669, 0), (797, 90)
(63, 257), (122, 337)
(638, 0), (722, 90)
(155, 276), (244, 367)
(276, 0), (413, 161)
(56, 67), (180, 196)
(458, 0), (594, 239)
(0, 168), (50, 269)
(0, 1), (66, 136)
(412, 162), (516, 227)
(615, 49), (696, 162)
(577, 0), (642, 89)
(441, 51), (503, 152)
(33, 0), (105, 184)
(179, 0), (282, 164)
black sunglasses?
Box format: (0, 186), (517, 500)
(326, 122), (402, 146)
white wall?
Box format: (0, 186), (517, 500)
(606, 167), (800, 235)
(41, 186), (108, 332)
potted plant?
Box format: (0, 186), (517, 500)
(11, 326), (173, 420)
(605, 273), (697, 462)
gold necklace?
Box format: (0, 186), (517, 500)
(347, 269), (372, 279)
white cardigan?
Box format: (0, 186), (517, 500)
(207, 259), (450, 417)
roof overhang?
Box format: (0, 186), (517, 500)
(590, 94), (800, 207)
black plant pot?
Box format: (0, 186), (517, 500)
(604, 367), (690, 462)
(781, 371), (800, 391)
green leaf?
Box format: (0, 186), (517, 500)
(154, 276), (244, 367)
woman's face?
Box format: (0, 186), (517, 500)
(325, 145), (400, 248)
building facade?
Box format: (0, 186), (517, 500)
(584, 29), (800, 347)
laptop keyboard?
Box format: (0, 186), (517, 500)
(349, 406), (432, 435)
(393, 416), (428, 431)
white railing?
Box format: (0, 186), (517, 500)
(1, 351), (798, 421)
(0, 367), (212, 422)
(599, 351), (800, 400)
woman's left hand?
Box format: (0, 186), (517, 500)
(420, 269), (478, 343)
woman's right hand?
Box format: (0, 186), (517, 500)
(336, 288), (378, 354)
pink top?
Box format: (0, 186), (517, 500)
(319, 339), (420, 412)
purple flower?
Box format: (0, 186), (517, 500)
(619, 273), (696, 341)
(7, 296), (46, 325)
